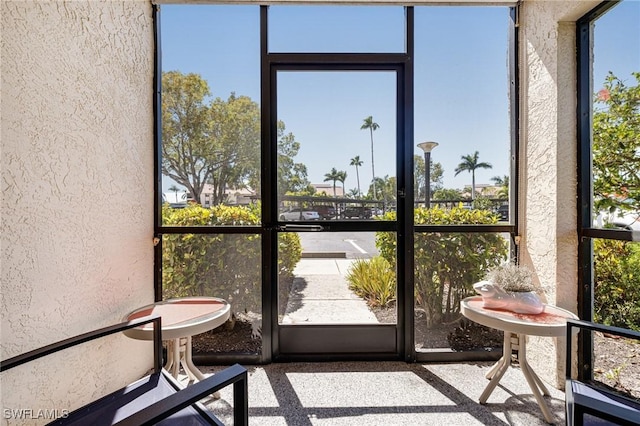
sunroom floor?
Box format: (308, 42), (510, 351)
(194, 360), (565, 425)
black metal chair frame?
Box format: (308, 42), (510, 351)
(1, 315), (248, 425)
(565, 319), (640, 426)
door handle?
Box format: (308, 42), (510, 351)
(280, 224), (324, 232)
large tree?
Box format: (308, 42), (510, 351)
(162, 71), (214, 204)
(162, 72), (260, 204)
(162, 70), (307, 205)
(276, 121), (310, 199)
(361, 116), (379, 199)
(454, 151), (492, 200)
(593, 72), (640, 213)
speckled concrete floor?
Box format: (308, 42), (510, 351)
(192, 361), (566, 425)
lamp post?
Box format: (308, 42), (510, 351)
(417, 141), (438, 209)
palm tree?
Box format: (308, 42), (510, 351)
(336, 170), (347, 196)
(491, 175), (509, 199)
(168, 184), (180, 203)
(349, 156), (363, 198)
(360, 116), (379, 199)
(324, 167), (340, 198)
(454, 151), (493, 200)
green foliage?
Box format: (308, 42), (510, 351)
(593, 239), (640, 331)
(162, 204), (302, 314)
(472, 195), (494, 210)
(162, 72), (260, 204)
(454, 151), (492, 200)
(491, 175), (509, 199)
(346, 256), (396, 307)
(593, 72), (640, 212)
(432, 188), (463, 201)
(367, 175), (396, 204)
(276, 121), (311, 197)
(162, 71), (308, 205)
(414, 154), (444, 196)
(377, 205), (508, 327)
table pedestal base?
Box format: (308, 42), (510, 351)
(479, 332), (554, 423)
(165, 337), (220, 399)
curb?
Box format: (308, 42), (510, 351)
(301, 252), (347, 259)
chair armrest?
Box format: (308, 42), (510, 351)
(115, 364), (248, 426)
(1, 315), (163, 373)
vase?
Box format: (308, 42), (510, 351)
(473, 280), (544, 314)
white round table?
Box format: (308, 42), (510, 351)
(124, 297), (231, 384)
(461, 296), (578, 423)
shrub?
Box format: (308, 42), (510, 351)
(346, 256), (396, 307)
(377, 204), (508, 327)
(593, 239), (640, 331)
(162, 204), (302, 316)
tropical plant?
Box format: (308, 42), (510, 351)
(323, 167), (340, 197)
(491, 175), (509, 199)
(454, 151), (493, 200)
(336, 170), (347, 196)
(361, 116), (380, 199)
(167, 184), (181, 203)
(350, 156), (363, 198)
(346, 256), (396, 307)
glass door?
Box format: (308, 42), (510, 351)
(272, 70), (403, 357)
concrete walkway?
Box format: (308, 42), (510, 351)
(281, 258), (378, 324)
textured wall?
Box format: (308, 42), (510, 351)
(1, 1), (155, 423)
(518, 0), (599, 389)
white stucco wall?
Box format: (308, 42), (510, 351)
(518, 0), (599, 388)
(1, 1), (155, 424)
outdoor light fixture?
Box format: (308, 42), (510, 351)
(417, 141), (439, 209)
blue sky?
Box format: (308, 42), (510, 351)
(160, 2), (639, 195)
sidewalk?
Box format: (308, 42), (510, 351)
(281, 257), (378, 324)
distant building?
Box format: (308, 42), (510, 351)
(312, 183), (344, 197)
(200, 184), (256, 207)
(462, 184), (502, 198)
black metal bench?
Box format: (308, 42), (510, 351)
(1, 315), (248, 425)
(565, 319), (640, 426)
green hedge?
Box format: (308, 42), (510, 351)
(162, 204), (301, 315)
(377, 205), (509, 327)
(593, 239), (640, 331)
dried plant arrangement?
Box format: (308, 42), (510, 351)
(485, 262), (537, 293)
(474, 262), (544, 314)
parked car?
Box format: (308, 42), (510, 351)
(595, 208), (640, 231)
(279, 209), (320, 221)
(497, 205), (509, 221)
(314, 205), (337, 219)
(341, 206), (372, 219)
